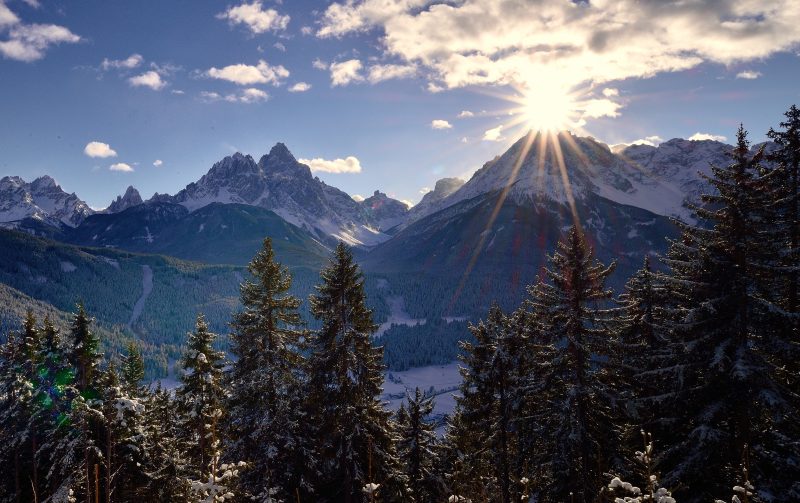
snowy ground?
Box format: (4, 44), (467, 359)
(382, 361), (462, 433)
(375, 295), (427, 337)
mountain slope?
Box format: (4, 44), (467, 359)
(66, 202), (330, 267)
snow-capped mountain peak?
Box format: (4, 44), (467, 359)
(0, 175), (94, 228)
(148, 143), (396, 247)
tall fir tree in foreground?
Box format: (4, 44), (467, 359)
(524, 225), (622, 503)
(226, 238), (309, 500)
(0, 312), (39, 503)
(443, 304), (529, 503)
(307, 242), (404, 502)
(396, 388), (443, 502)
(658, 126), (799, 501)
(177, 314), (227, 482)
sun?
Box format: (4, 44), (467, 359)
(519, 83), (579, 133)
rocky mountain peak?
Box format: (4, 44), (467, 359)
(106, 186), (144, 214)
(0, 175), (93, 228)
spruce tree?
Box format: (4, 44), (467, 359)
(120, 342), (145, 396)
(141, 384), (192, 501)
(659, 126), (798, 501)
(396, 388), (443, 502)
(0, 322), (37, 503)
(177, 314), (227, 481)
(226, 238), (308, 500)
(523, 225), (622, 503)
(307, 242), (404, 502)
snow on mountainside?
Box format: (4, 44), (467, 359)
(0, 175), (94, 227)
(430, 131), (737, 223)
(105, 186), (143, 214)
(150, 143), (396, 247)
(359, 190), (409, 231)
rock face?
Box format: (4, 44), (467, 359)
(106, 186), (143, 214)
(152, 143), (398, 246)
(405, 177), (465, 225)
(0, 175), (94, 228)
(359, 190), (410, 231)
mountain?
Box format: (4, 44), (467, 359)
(152, 143), (393, 247)
(405, 177), (465, 225)
(0, 175), (94, 228)
(66, 201), (330, 267)
(428, 132), (734, 225)
(106, 185), (143, 213)
(359, 190), (409, 231)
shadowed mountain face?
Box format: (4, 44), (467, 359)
(65, 202), (330, 267)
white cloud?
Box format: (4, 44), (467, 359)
(288, 81), (311, 92)
(431, 119), (452, 129)
(301, 26), (313, 36)
(237, 87), (269, 103)
(317, 0), (427, 38)
(581, 98), (622, 119)
(206, 60), (289, 86)
(153, 159), (163, 167)
(312, 58), (328, 70)
(0, 2), (19, 27)
(460, 136), (468, 143)
(109, 162), (134, 173)
(736, 70), (762, 79)
(351, 194), (365, 202)
(457, 110), (474, 118)
(298, 156), (363, 173)
(273, 42), (286, 52)
(101, 53), (143, 70)
(602, 88), (619, 97)
(400, 199), (414, 207)
(419, 186), (431, 194)
(330, 59), (363, 86)
(688, 132), (727, 142)
(483, 125), (504, 142)
(367, 63), (416, 83)
(611, 135), (664, 151)
(200, 88), (269, 104)
(128, 70), (166, 90)
(84, 141), (118, 158)
(0, 22), (81, 62)
(314, 0), (800, 115)
(171, 89), (185, 95)
(217, 1), (289, 34)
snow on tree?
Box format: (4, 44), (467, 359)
(522, 225), (624, 503)
(658, 126), (798, 501)
(396, 388), (444, 502)
(226, 237), (310, 500)
(306, 242), (405, 502)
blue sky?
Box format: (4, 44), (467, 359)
(1, 0), (799, 209)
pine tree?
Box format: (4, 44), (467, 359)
(120, 342), (145, 396)
(396, 388), (443, 502)
(46, 303), (106, 503)
(226, 237), (309, 500)
(523, 225), (622, 503)
(0, 320), (37, 503)
(658, 126), (798, 501)
(177, 314), (227, 481)
(307, 242), (404, 502)
(766, 104), (800, 315)
(614, 258), (674, 441)
(141, 384), (191, 501)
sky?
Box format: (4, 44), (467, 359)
(1, 0), (800, 209)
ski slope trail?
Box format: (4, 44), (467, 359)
(127, 264), (153, 330)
